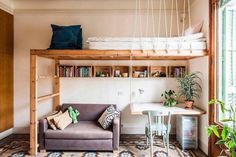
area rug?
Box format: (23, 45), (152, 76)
(0, 134), (206, 157)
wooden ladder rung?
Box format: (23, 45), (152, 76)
(38, 75), (58, 79)
(38, 93), (60, 102)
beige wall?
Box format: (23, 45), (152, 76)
(14, 8), (188, 134)
(189, 0), (209, 154)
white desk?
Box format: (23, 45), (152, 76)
(130, 102), (206, 115)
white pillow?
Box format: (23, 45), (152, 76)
(53, 110), (72, 130)
(184, 21), (203, 36)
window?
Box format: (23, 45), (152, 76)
(218, 0), (236, 122)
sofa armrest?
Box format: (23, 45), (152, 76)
(39, 118), (48, 150)
(113, 116), (120, 150)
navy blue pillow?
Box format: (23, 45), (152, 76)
(49, 24), (83, 49)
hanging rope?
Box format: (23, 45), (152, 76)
(187, 0), (192, 53)
(145, 0), (150, 37)
(163, 0), (168, 37)
(169, 0), (174, 37)
(151, 0), (156, 37)
(150, 0), (156, 51)
(182, 0), (186, 36)
(175, 0), (180, 37)
(157, 0), (162, 38)
(138, 0), (143, 49)
(188, 0), (191, 29)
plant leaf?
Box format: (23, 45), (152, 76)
(208, 125), (220, 138)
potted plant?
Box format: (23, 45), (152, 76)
(177, 72), (202, 109)
(161, 90), (178, 107)
(207, 99), (236, 157)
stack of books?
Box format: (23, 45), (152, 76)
(75, 66), (92, 77)
(58, 65), (74, 77)
(57, 65), (92, 77)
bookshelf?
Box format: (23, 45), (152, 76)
(56, 65), (186, 78)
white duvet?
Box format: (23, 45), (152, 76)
(87, 33), (207, 50)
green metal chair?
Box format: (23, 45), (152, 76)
(142, 110), (172, 157)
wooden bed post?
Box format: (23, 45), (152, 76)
(30, 54), (38, 155)
(53, 59), (60, 110)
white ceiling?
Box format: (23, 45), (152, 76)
(0, 0), (197, 13)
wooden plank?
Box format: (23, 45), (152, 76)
(0, 9), (13, 133)
(38, 75), (58, 79)
(38, 93), (60, 102)
(30, 49), (208, 60)
(30, 55), (38, 155)
(53, 60), (60, 110)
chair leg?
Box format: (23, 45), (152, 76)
(150, 130), (153, 157)
(163, 134), (166, 148)
(166, 134), (169, 157)
(146, 136), (149, 145)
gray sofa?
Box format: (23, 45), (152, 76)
(39, 104), (120, 151)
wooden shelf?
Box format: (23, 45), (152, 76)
(149, 66), (167, 78)
(75, 66), (92, 77)
(31, 49), (208, 60)
(94, 66), (112, 77)
(113, 66), (130, 78)
(168, 66), (186, 78)
(132, 66), (149, 78)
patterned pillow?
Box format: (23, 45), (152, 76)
(98, 105), (120, 129)
(46, 111), (62, 130)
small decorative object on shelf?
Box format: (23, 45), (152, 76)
(132, 66), (148, 78)
(161, 90), (178, 107)
(150, 66), (167, 78)
(121, 73), (128, 78)
(94, 66), (112, 77)
(207, 99), (236, 157)
(177, 72), (202, 109)
(113, 66), (129, 78)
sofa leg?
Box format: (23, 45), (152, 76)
(40, 149), (46, 153)
(113, 149), (119, 155)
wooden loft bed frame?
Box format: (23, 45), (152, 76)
(31, 49), (208, 60)
(29, 49), (208, 155)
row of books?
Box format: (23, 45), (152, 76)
(169, 67), (185, 78)
(58, 66), (92, 77)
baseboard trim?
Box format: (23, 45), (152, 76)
(0, 128), (13, 140)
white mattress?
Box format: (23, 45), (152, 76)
(87, 33), (206, 50)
